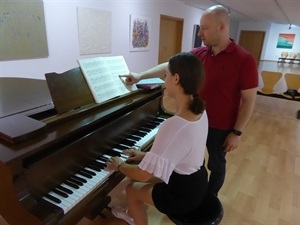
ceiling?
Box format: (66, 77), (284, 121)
(178, 0), (300, 28)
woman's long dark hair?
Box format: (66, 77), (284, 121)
(168, 52), (205, 114)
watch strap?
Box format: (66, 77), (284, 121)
(232, 129), (242, 136)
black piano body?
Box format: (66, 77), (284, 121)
(0, 69), (172, 225)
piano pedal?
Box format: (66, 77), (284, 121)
(98, 206), (112, 219)
(85, 195), (111, 220)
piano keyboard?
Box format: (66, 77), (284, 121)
(42, 116), (166, 214)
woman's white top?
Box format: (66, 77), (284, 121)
(138, 110), (208, 184)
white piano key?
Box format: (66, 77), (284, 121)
(42, 196), (70, 214)
(134, 126), (159, 148)
(48, 191), (75, 208)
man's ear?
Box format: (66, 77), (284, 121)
(174, 73), (180, 84)
(219, 21), (225, 31)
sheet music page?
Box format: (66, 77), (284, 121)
(78, 56), (137, 103)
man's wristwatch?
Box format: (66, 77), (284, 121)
(232, 129), (242, 136)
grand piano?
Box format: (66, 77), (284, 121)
(0, 67), (172, 225)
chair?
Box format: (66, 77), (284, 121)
(278, 52), (288, 63)
(281, 51), (288, 58)
(288, 52), (297, 63)
(282, 73), (300, 100)
(259, 71), (282, 94)
(167, 192), (223, 225)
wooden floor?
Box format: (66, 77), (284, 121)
(76, 93), (300, 225)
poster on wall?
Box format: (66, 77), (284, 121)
(129, 15), (151, 51)
(192, 24), (202, 48)
(276, 33), (296, 49)
(77, 7), (111, 55)
(0, 0), (48, 61)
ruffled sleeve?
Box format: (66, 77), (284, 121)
(138, 151), (175, 184)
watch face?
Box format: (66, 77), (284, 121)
(233, 129), (242, 136)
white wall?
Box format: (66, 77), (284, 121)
(0, 0), (202, 79)
(229, 20), (239, 40)
(237, 22), (300, 61)
(265, 23), (300, 60)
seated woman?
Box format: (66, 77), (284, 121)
(107, 52), (208, 225)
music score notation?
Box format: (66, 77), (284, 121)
(78, 56), (137, 103)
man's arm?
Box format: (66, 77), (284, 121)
(234, 87), (257, 132)
(224, 87), (257, 152)
(120, 62), (168, 85)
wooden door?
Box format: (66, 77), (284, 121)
(158, 15), (183, 64)
(239, 31), (265, 64)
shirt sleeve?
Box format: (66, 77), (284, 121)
(239, 53), (259, 90)
(138, 151), (175, 184)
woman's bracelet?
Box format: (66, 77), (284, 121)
(117, 161), (125, 171)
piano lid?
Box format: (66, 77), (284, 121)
(0, 77), (53, 119)
(0, 77), (53, 144)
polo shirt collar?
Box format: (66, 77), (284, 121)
(208, 38), (237, 55)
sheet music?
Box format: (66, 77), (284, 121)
(78, 56), (137, 103)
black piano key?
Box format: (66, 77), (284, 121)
(154, 117), (165, 122)
(121, 139), (136, 146)
(96, 159), (107, 167)
(134, 131), (147, 137)
(140, 127), (151, 132)
(87, 164), (101, 172)
(115, 144), (129, 150)
(68, 177), (83, 186)
(57, 185), (73, 195)
(45, 193), (61, 204)
(129, 128), (147, 135)
(64, 181), (79, 189)
(144, 124), (156, 129)
(82, 168), (96, 176)
(52, 188), (69, 198)
(72, 175), (87, 183)
(120, 143), (131, 148)
(127, 135), (140, 141)
(105, 150), (120, 157)
(91, 161), (105, 168)
(78, 171), (93, 179)
(98, 156), (108, 162)
(150, 121), (161, 126)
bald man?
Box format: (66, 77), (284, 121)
(121, 5), (258, 196)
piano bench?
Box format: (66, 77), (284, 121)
(167, 192), (223, 225)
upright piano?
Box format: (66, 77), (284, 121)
(0, 68), (172, 225)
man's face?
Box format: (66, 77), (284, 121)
(198, 13), (220, 47)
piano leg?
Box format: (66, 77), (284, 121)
(0, 161), (44, 225)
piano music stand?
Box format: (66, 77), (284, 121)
(45, 67), (95, 114)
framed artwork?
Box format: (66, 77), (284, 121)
(129, 15), (151, 51)
(192, 24), (202, 48)
(77, 7), (111, 55)
(0, 0), (48, 61)
(276, 33), (296, 49)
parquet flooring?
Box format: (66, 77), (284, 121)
(77, 94), (300, 225)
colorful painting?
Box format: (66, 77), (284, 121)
(130, 15), (151, 51)
(276, 33), (296, 49)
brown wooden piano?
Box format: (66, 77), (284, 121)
(0, 68), (171, 225)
